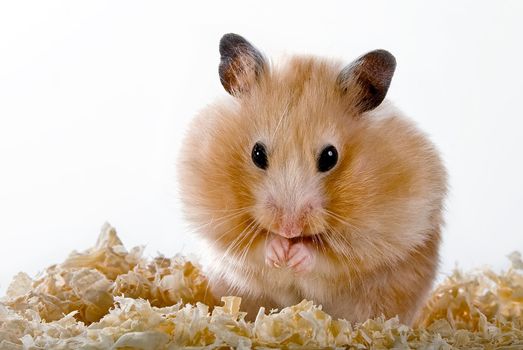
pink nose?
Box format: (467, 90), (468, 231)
(267, 196), (317, 238)
(279, 219), (303, 238)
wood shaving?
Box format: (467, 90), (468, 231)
(1, 223), (521, 349)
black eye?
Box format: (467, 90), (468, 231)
(318, 145), (338, 172)
(252, 142), (268, 170)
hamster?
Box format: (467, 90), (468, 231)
(178, 33), (447, 325)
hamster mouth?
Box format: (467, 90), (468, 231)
(288, 235), (320, 244)
(269, 230), (322, 242)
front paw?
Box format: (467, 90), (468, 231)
(265, 234), (290, 268)
(287, 242), (315, 274)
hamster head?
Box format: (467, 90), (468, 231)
(179, 34), (446, 270)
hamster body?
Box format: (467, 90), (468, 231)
(178, 34), (447, 325)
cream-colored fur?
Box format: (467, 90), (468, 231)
(178, 55), (447, 325)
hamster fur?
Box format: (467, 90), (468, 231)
(178, 34), (447, 325)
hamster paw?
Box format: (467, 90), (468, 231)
(265, 234), (290, 268)
(287, 241), (315, 274)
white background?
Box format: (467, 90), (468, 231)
(1, 1), (522, 295)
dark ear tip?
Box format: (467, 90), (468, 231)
(367, 49), (397, 71)
(219, 33), (250, 56)
(218, 33), (265, 95)
(338, 49), (397, 113)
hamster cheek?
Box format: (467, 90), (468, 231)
(287, 241), (315, 274)
(265, 234), (290, 268)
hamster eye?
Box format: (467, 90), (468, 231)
(252, 142), (268, 170)
(318, 145), (338, 172)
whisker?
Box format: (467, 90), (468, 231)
(209, 219), (256, 283)
(189, 207), (251, 233)
(308, 216), (328, 257)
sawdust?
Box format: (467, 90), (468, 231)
(1, 223), (522, 349)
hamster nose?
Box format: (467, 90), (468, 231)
(279, 218), (303, 239)
(276, 205), (315, 238)
(266, 196), (319, 238)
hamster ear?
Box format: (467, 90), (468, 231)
(337, 49), (396, 113)
(219, 33), (266, 96)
